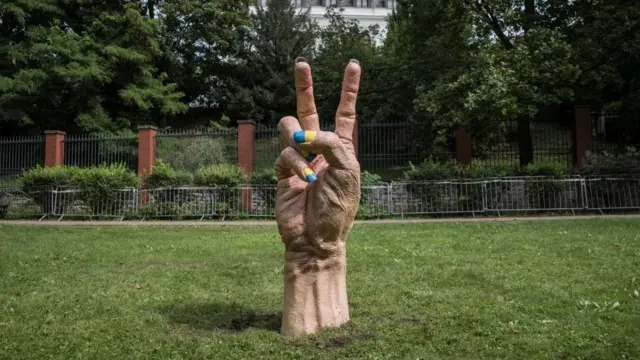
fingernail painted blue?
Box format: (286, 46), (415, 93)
(306, 153), (317, 162)
(293, 131), (306, 143)
(305, 174), (318, 183)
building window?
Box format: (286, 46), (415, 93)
(301, 0), (324, 6)
(366, 0), (387, 7)
(339, 0), (356, 6)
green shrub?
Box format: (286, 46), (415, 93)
(581, 148), (640, 209)
(194, 164), (247, 187)
(399, 158), (575, 213)
(517, 159), (574, 177)
(20, 165), (80, 190)
(400, 159), (486, 212)
(193, 164), (248, 217)
(513, 160), (575, 209)
(466, 164), (514, 179)
(137, 203), (193, 219)
(72, 164), (141, 216)
(356, 171), (387, 219)
(251, 168), (277, 186)
(146, 159), (193, 188)
(401, 158), (459, 181)
(0, 191), (9, 219)
(251, 168), (277, 214)
(20, 166), (82, 214)
(144, 160), (194, 209)
(582, 148), (640, 177)
(20, 164), (140, 217)
(361, 170), (383, 186)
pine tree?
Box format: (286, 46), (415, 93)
(0, 0), (187, 134)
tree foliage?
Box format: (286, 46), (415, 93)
(312, 6), (382, 125)
(0, 0), (638, 162)
(0, 0), (188, 134)
(226, 0), (318, 124)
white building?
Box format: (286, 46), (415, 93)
(251, 0), (396, 33)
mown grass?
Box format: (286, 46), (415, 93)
(1, 220), (639, 360)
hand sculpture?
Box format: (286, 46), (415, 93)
(274, 58), (362, 337)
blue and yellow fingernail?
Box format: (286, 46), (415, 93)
(293, 130), (317, 144)
(302, 167), (318, 183)
(301, 150), (317, 162)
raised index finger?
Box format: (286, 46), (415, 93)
(294, 58), (320, 132)
(335, 59), (361, 142)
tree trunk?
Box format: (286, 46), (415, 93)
(148, 0), (155, 19)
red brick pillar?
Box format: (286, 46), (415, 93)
(138, 126), (157, 177)
(137, 126), (157, 206)
(44, 131), (65, 167)
(352, 118), (359, 160)
(572, 105), (592, 170)
(456, 127), (472, 165)
(237, 120), (255, 212)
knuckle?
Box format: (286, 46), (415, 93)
(325, 132), (341, 146)
(277, 116), (298, 129)
(281, 146), (299, 157)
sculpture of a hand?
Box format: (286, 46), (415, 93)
(274, 58), (361, 337)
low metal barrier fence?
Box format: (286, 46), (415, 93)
(583, 177), (640, 212)
(1, 176), (639, 220)
(483, 176), (584, 215)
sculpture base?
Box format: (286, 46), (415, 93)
(281, 250), (349, 337)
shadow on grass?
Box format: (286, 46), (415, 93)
(157, 302), (281, 333)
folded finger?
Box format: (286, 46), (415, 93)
(275, 147), (319, 183)
(292, 129), (353, 170)
(278, 116), (318, 162)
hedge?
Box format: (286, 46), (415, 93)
(21, 164), (140, 215)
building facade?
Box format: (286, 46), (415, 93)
(252, 0), (396, 31)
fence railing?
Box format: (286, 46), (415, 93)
(64, 133), (138, 171)
(0, 135), (45, 181)
(155, 128), (238, 172)
(1, 176), (639, 221)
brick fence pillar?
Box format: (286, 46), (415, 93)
(237, 120), (255, 212)
(44, 131), (65, 167)
(572, 105), (592, 170)
(137, 125), (157, 206)
(138, 125), (157, 178)
(456, 127), (472, 165)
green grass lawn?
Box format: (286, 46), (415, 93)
(1, 220), (639, 360)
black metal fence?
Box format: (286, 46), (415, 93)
(0, 135), (45, 186)
(64, 133), (138, 171)
(592, 109), (640, 152)
(1, 109), (638, 185)
(254, 124), (284, 171)
(254, 120), (455, 179)
(469, 119), (573, 168)
(155, 128), (238, 172)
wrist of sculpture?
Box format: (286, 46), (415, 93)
(280, 246), (349, 336)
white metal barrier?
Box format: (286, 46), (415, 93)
(2, 176), (640, 220)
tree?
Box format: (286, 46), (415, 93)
(382, 0), (476, 155)
(226, 0), (318, 125)
(0, 0), (187, 134)
(312, 5), (382, 125)
(407, 0), (581, 165)
(156, 0), (252, 120)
